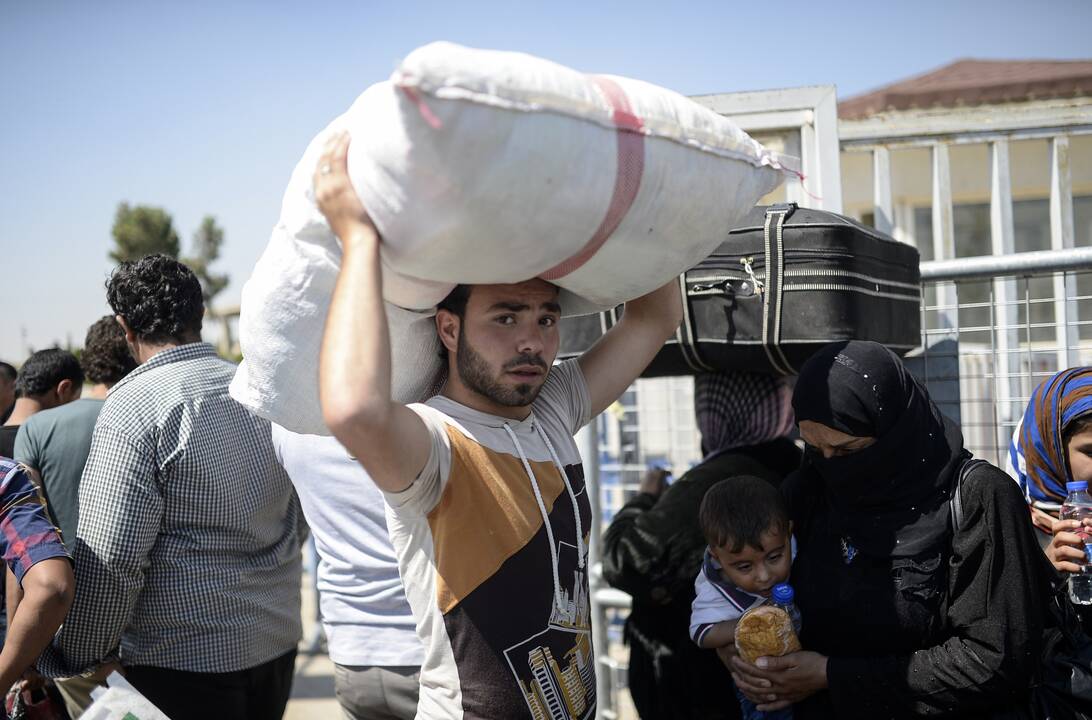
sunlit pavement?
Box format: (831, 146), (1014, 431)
(284, 573), (339, 719)
(285, 651), (339, 719)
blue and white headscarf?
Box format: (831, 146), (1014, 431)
(1009, 367), (1092, 508)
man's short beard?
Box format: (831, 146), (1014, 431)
(455, 329), (545, 408)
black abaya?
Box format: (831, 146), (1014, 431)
(785, 341), (1048, 719)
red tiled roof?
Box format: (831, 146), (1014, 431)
(839, 59), (1092, 119)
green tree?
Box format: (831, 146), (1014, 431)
(185, 215), (229, 309)
(109, 202), (181, 262)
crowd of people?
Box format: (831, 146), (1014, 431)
(0, 130), (1089, 720)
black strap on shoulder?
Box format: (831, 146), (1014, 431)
(950, 456), (989, 532)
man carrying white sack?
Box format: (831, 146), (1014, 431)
(315, 129), (682, 720)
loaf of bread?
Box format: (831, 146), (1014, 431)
(734, 605), (801, 664)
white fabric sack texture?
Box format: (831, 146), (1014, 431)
(231, 41), (793, 435)
(80, 672), (171, 720)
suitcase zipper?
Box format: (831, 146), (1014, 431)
(703, 246), (904, 264)
(785, 267), (919, 291)
(688, 267), (918, 296)
(690, 258), (765, 297)
(739, 257), (764, 294)
(782, 281), (919, 302)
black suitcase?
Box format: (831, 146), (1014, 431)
(558, 203), (921, 376)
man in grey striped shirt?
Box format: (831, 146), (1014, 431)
(39, 255), (304, 720)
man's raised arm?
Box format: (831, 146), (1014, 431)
(315, 131), (432, 492)
(578, 281), (682, 418)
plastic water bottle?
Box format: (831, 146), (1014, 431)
(771, 583), (803, 633)
(1061, 481), (1092, 605)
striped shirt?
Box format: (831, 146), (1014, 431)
(0, 458), (69, 585)
(39, 343), (303, 677)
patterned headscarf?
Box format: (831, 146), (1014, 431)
(694, 371), (795, 457)
(1010, 367), (1092, 506)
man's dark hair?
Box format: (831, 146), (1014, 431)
(14, 349), (84, 398)
(699, 475), (789, 553)
(437, 284), (471, 319)
(436, 285), (471, 361)
(0, 362), (15, 383)
(82, 316), (137, 386)
(106, 254), (204, 344)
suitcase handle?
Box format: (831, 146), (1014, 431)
(762, 205), (797, 375)
(766, 201), (798, 219)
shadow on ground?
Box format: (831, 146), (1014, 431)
(291, 655), (335, 700)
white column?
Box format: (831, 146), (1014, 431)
(810, 86), (844, 213)
(784, 128), (804, 208)
(893, 202), (916, 248)
(790, 125), (811, 209)
(872, 146), (893, 236)
(990, 139), (1021, 460)
(931, 143), (956, 327)
(1051, 135), (1078, 369)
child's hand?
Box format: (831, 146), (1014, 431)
(1050, 517), (1091, 574)
(715, 643), (738, 670)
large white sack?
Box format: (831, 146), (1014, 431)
(353, 41), (792, 311)
(231, 41), (792, 435)
(231, 111), (448, 436)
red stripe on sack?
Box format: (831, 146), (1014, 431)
(539, 76), (645, 281)
(400, 86), (443, 130)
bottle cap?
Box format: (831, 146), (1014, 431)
(1067, 481), (1089, 493)
(771, 583), (794, 604)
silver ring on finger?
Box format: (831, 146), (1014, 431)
(320, 163), (332, 175)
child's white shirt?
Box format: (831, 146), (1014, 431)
(689, 537), (798, 647)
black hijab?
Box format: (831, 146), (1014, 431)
(792, 341), (965, 557)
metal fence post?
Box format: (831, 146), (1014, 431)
(579, 420), (614, 720)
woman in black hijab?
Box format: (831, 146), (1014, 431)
(730, 341), (1049, 719)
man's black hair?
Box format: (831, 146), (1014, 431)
(699, 475), (789, 553)
(82, 316), (137, 386)
(0, 362), (15, 383)
(435, 284), (471, 361)
(106, 254), (204, 344)
(437, 284), (471, 319)
(14, 349), (84, 398)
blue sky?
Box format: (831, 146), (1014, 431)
(2, 0), (1090, 356)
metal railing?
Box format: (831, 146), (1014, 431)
(585, 247), (1092, 719)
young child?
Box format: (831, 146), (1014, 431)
(690, 475), (794, 720)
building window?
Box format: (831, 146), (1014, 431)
(912, 196), (1092, 260)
